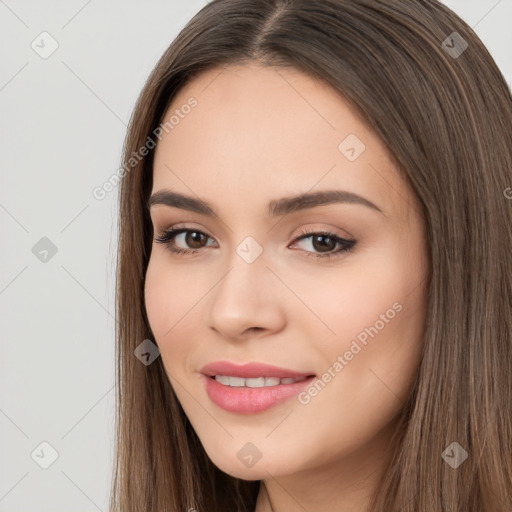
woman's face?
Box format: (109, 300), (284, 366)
(145, 63), (429, 487)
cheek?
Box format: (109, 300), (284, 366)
(287, 250), (412, 347)
(144, 255), (205, 340)
(144, 258), (188, 374)
(307, 244), (427, 395)
(144, 255), (216, 384)
(144, 257), (171, 337)
(289, 288), (425, 463)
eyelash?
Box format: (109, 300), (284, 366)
(154, 227), (357, 260)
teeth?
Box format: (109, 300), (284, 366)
(229, 376), (245, 387)
(214, 375), (308, 387)
(246, 377), (265, 387)
(215, 375), (231, 386)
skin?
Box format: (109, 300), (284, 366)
(144, 62), (430, 512)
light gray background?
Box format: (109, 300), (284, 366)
(0, 1), (510, 510)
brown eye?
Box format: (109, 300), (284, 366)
(291, 229), (357, 260)
(310, 234), (337, 253)
(185, 231), (208, 249)
(154, 228), (216, 255)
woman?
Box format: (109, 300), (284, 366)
(111, 1), (512, 511)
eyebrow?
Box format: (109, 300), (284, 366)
(147, 188), (384, 218)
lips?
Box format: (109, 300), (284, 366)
(213, 375), (308, 387)
(200, 361), (316, 414)
(200, 360), (314, 379)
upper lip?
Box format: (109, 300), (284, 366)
(200, 361), (315, 379)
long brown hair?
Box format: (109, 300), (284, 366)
(110, 1), (512, 510)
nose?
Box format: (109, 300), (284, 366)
(206, 253), (287, 341)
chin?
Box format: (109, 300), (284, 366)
(208, 451), (270, 480)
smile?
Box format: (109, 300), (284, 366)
(200, 361), (316, 413)
(213, 375), (309, 387)
(203, 374), (316, 414)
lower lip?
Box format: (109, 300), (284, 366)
(203, 375), (316, 414)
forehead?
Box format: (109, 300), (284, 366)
(152, 63), (416, 223)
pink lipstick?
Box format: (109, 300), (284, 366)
(200, 361), (316, 414)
